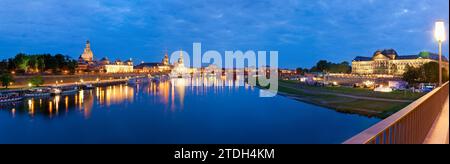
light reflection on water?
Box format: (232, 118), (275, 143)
(0, 77), (255, 119)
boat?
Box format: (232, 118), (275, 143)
(169, 72), (191, 79)
(24, 88), (51, 97)
(61, 86), (79, 95)
(128, 77), (151, 85)
(83, 84), (94, 90)
(50, 87), (62, 95)
(0, 93), (23, 103)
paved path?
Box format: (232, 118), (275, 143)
(280, 83), (413, 103)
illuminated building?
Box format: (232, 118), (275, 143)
(134, 52), (172, 73)
(76, 40), (94, 72)
(102, 62), (134, 73)
(76, 40), (134, 73)
(170, 50), (189, 77)
(352, 49), (449, 75)
(80, 40), (94, 62)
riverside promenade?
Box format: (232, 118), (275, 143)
(3, 73), (146, 89)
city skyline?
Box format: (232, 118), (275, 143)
(0, 0), (449, 69)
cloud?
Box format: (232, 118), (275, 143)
(0, 0), (448, 68)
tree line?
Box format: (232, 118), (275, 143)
(402, 62), (449, 85)
(0, 53), (78, 88)
(0, 53), (78, 74)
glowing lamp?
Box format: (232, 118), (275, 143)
(435, 21), (446, 42)
(434, 20), (446, 87)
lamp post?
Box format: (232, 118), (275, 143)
(434, 20), (446, 87)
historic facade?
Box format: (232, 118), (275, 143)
(352, 49), (449, 76)
(76, 40), (133, 73)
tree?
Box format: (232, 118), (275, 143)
(402, 65), (421, 84)
(38, 57), (45, 72)
(296, 67), (308, 75)
(28, 55), (38, 72)
(0, 73), (14, 89)
(28, 76), (44, 87)
(315, 60), (330, 72)
(67, 59), (78, 74)
(311, 60), (351, 73)
(7, 53), (77, 75)
(0, 60), (8, 73)
(402, 62), (449, 84)
(13, 53), (30, 72)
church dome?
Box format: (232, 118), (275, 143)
(381, 49), (398, 56)
(373, 49), (398, 59)
(373, 50), (383, 56)
(100, 57), (109, 61)
(80, 40), (94, 61)
(100, 57), (110, 65)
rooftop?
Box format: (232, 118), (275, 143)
(353, 51), (449, 62)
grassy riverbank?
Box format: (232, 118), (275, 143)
(276, 80), (425, 118)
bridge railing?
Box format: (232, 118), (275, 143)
(344, 82), (449, 144)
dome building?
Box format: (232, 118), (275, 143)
(99, 57), (110, 65)
(80, 40), (94, 62)
(75, 40), (134, 73)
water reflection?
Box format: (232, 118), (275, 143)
(0, 76), (381, 144)
(0, 76), (256, 119)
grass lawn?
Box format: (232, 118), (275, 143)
(275, 80), (423, 118)
(280, 80), (425, 100)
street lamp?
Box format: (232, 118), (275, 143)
(434, 20), (446, 87)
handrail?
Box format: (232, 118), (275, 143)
(344, 82), (449, 144)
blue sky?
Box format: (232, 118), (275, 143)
(0, 0), (448, 68)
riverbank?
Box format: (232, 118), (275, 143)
(2, 73), (148, 90)
(277, 80), (425, 118)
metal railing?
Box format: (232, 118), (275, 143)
(344, 82), (449, 144)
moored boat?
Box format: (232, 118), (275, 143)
(82, 84), (94, 90)
(0, 93), (24, 103)
(61, 86), (80, 95)
(24, 88), (51, 97)
(50, 87), (62, 95)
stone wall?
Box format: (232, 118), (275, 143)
(11, 73), (146, 87)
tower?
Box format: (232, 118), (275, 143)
(162, 51), (169, 65)
(178, 49), (184, 65)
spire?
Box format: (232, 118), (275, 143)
(162, 50), (169, 65)
(86, 40), (90, 48)
(178, 49), (183, 64)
